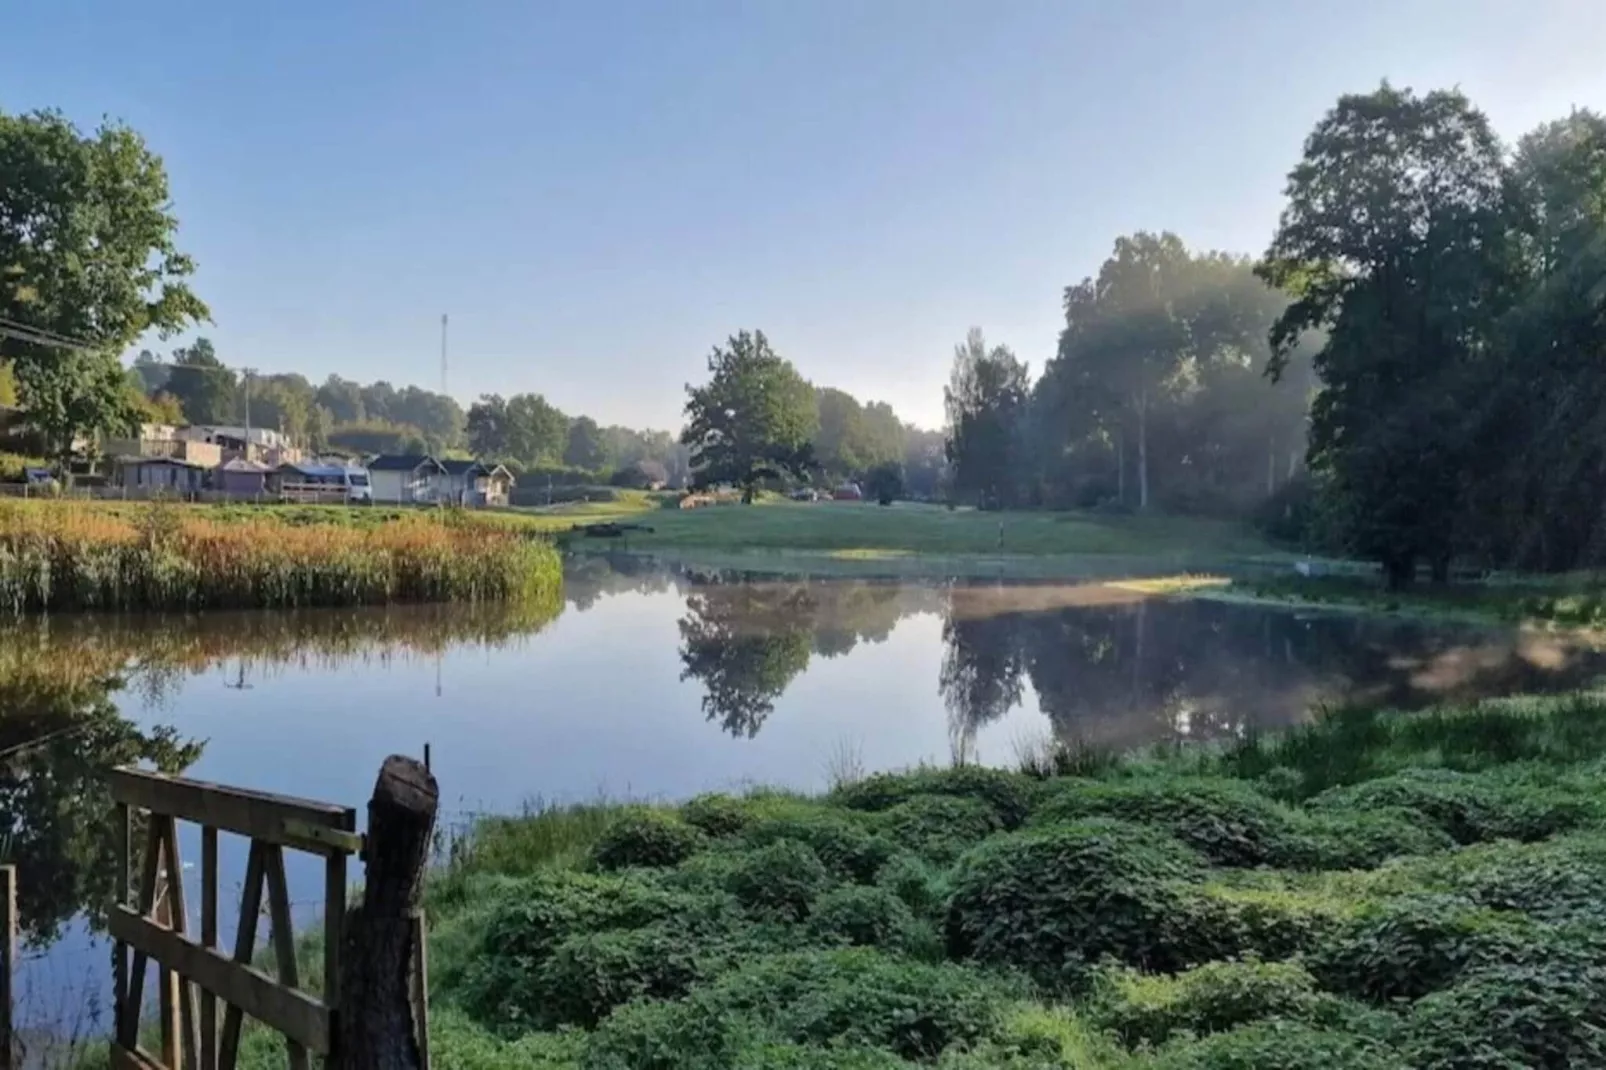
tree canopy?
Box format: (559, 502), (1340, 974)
(681, 329), (820, 499)
(0, 109), (209, 463)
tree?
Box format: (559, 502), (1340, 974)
(0, 109), (208, 466)
(504, 392), (568, 467)
(163, 338), (236, 425)
(564, 415), (608, 470)
(1260, 83), (1511, 586)
(864, 461), (905, 505)
(316, 375), (367, 425)
(681, 330), (819, 500)
(678, 582), (815, 737)
(944, 329), (1030, 508)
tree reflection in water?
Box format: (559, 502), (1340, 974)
(671, 571), (1606, 751)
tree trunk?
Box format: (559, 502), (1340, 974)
(1266, 438), (1276, 496)
(1136, 390), (1150, 512)
(1383, 553), (1415, 592)
(1115, 434), (1125, 506)
(1430, 553), (1451, 586)
(339, 756), (438, 1070)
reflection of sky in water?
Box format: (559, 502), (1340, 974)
(11, 561), (1606, 1033)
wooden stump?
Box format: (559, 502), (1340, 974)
(338, 756), (438, 1070)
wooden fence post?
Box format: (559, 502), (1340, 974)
(0, 865), (14, 1070)
(338, 756), (437, 1070)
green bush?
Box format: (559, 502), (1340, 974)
(1179, 883), (1355, 964)
(591, 810), (707, 870)
(681, 793), (757, 837)
(695, 949), (1014, 1062)
(739, 1045), (912, 1069)
(875, 853), (949, 920)
(1034, 777), (1296, 867)
(806, 885), (921, 952)
(1402, 963), (1606, 1069)
(713, 839), (834, 921)
(1147, 1021), (1407, 1070)
(1091, 960), (1325, 1049)
(877, 795), (1002, 865)
(1278, 807), (1455, 870)
(1308, 768), (1595, 845)
(1439, 836), (1606, 922)
(833, 766), (1039, 830)
(739, 811), (896, 883)
(583, 997), (739, 1070)
(1306, 894), (1537, 1003)
(945, 819), (1202, 988)
(456, 870), (693, 1028)
(535, 922), (709, 1028)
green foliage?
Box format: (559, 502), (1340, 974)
(833, 765), (1038, 830)
(737, 810), (896, 883)
(1402, 963), (1606, 1069)
(583, 997), (738, 1070)
(680, 792), (759, 837)
(704, 839), (834, 921)
(874, 852), (949, 920)
(806, 885), (922, 953)
(1280, 808), (1455, 870)
(945, 819), (1202, 988)
(876, 795), (1002, 865)
(1306, 894), (1537, 1004)
(1179, 882), (1355, 964)
(1308, 768), (1596, 845)
(864, 461), (906, 505)
(1146, 1021), (1406, 1070)
(1034, 778), (1294, 867)
(682, 329), (819, 498)
(944, 329), (1031, 509)
(591, 810), (707, 870)
(1091, 961), (1327, 1049)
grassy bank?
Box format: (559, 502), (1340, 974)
(1214, 573), (1606, 631)
(409, 689), (1606, 1068)
(553, 500), (1286, 578)
(0, 500), (561, 614)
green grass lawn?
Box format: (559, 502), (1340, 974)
(551, 500), (1287, 576)
(1218, 573), (1606, 631)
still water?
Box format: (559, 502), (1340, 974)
(6, 554), (1606, 1035)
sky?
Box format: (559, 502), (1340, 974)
(5, 1), (1605, 432)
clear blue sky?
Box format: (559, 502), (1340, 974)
(4, 1), (1603, 431)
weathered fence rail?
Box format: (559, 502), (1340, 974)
(108, 756), (436, 1070)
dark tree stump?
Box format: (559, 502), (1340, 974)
(338, 756), (438, 1070)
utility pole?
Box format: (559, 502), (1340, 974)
(241, 367), (255, 462)
(440, 314), (449, 398)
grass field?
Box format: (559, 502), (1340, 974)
(1208, 573), (1606, 632)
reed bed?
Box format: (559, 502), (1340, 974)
(0, 501), (562, 614)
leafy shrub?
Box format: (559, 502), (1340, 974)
(806, 885), (921, 952)
(945, 819), (1202, 988)
(1439, 836), (1606, 922)
(875, 852), (949, 920)
(876, 795), (1002, 865)
(695, 949), (1013, 1062)
(1091, 961), (1325, 1048)
(1402, 963), (1606, 1069)
(738, 1044), (912, 1069)
(1147, 1020), (1407, 1070)
(681, 793), (756, 837)
(591, 809), (707, 870)
(1278, 807), (1455, 870)
(457, 870), (693, 1028)
(429, 1007), (590, 1070)
(1307, 894), (1537, 1003)
(713, 839), (834, 921)
(1034, 777), (1296, 867)
(1309, 768), (1595, 845)
(583, 997), (739, 1070)
(1179, 883), (1354, 963)
(834, 766), (1038, 830)
(535, 919), (714, 1028)
(739, 811), (895, 883)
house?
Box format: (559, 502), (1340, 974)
(438, 459), (516, 507)
(102, 431), (222, 468)
(269, 462), (370, 504)
(113, 456), (210, 494)
(367, 455), (447, 504)
(216, 458), (271, 496)
(176, 425), (301, 466)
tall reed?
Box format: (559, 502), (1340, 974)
(0, 501), (562, 614)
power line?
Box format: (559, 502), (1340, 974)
(0, 315), (95, 350)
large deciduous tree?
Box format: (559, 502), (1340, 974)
(564, 414), (609, 470)
(944, 329), (1030, 509)
(1260, 83), (1511, 587)
(0, 109), (208, 465)
(681, 329), (819, 500)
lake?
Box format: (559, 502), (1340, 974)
(7, 553), (1606, 1042)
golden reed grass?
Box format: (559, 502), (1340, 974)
(0, 501), (562, 614)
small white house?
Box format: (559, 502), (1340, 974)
(366, 455), (446, 504)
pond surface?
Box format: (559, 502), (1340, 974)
(7, 554), (1606, 1036)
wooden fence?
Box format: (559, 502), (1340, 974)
(106, 757), (436, 1070)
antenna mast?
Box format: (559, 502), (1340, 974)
(440, 313), (449, 397)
